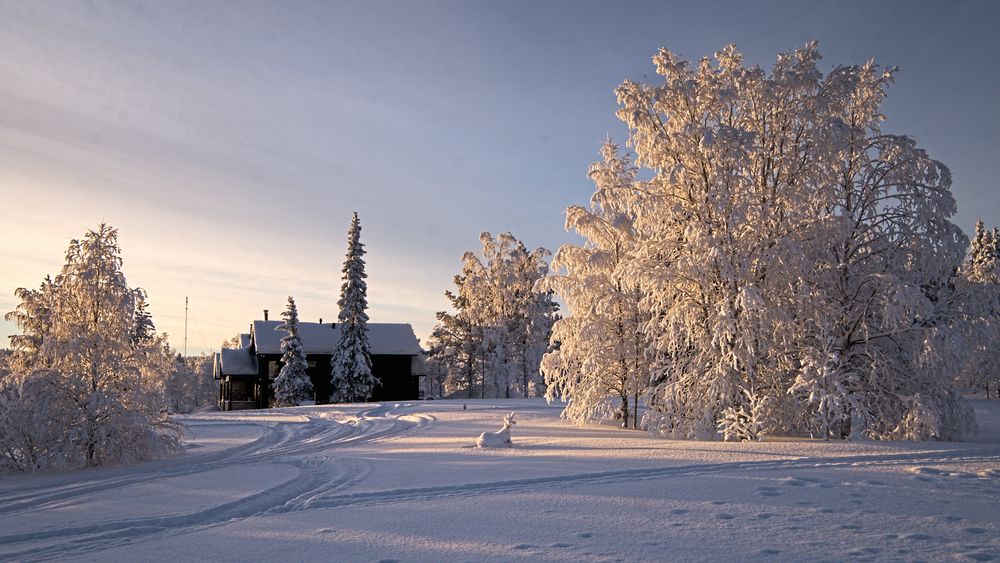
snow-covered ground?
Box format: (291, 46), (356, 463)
(1, 400), (998, 562)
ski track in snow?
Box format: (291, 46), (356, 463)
(0, 401), (998, 561)
(0, 403), (434, 561)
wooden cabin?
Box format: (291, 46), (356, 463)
(214, 319), (425, 410)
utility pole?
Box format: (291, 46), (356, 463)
(184, 296), (189, 358)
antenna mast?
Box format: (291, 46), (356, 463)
(184, 296), (189, 357)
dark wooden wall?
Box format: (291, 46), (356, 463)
(255, 352), (418, 404)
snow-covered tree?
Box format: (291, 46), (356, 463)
(428, 233), (557, 399)
(957, 220), (1000, 399)
(0, 224), (182, 471)
(549, 43), (975, 441)
(426, 261), (483, 398)
(330, 213), (378, 403)
(273, 296), (313, 406)
(132, 289), (156, 348)
(541, 142), (652, 429)
(162, 353), (216, 414)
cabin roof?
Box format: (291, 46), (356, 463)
(251, 321), (422, 356)
(217, 347), (259, 377)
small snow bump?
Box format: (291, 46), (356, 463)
(717, 513), (736, 520)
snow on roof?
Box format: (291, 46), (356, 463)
(218, 347), (259, 376)
(239, 334), (251, 348)
(251, 321), (422, 356)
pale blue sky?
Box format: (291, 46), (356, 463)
(1, 0), (997, 354)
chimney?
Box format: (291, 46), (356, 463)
(263, 309), (269, 321)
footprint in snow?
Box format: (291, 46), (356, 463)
(577, 532), (594, 539)
(710, 500), (726, 505)
(375, 559), (400, 563)
(964, 528), (988, 535)
(759, 549), (781, 555)
(550, 542), (573, 548)
(755, 513), (775, 519)
(901, 533), (932, 541)
(846, 546), (881, 556)
(717, 513), (735, 520)
(512, 544), (534, 550)
(669, 508), (689, 515)
(817, 507), (835, 513)
(840, 524), (862, 531)
(963, 553), (996, 561)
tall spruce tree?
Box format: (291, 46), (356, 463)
(273, 296), (313, 406)
(330, 213), (377, 403)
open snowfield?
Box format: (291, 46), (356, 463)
(1, 400), (998, 562)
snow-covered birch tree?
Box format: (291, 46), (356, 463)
(428, 233), (557, 399)
(552, 43), (975, 441)
(541, 143), (652, 428)
(273, 296), (314, 406)
(956, 220), (1000, 399)
(0, 224), (182, 471)
(330, 213), (378, 403)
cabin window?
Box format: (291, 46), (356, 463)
(269, 361), (280, 379)
(307, 360), (316, 368)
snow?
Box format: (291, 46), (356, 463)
(250, 321), (422, 356)
(1, 400), (998, 562)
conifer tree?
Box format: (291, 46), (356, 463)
(273, 296), (313, 406)
(132, 288), (156, 349)
(330, 213), (377, 402)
